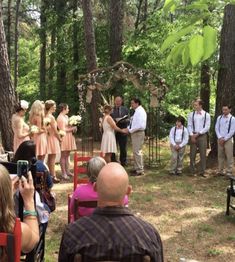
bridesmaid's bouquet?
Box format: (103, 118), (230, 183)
(30, 125), (39, 134)
(43, 117), (51, 126)
(68, 115), (82, 126)
(58, 129), (66, 138)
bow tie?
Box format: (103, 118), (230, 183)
(196, 111), (202, 115)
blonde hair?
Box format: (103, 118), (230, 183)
(29, 100), (45, 123)
(0, 165), (15, 233)
(45, 100), (56, 112)
(103, 104), (112, 114)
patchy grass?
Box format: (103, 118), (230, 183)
(44, 142), (235, 262)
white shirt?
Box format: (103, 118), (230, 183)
(187, 110), (211, 136)
(169, 126), (189, 147)
(128, 105), (147, 134)
(215, 114), (235, 141)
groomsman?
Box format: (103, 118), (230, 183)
(111, 96), (129, 166)
(187, 99), (211, 177)
(125, 98), (147, 176)
(215, 104), (235, 176)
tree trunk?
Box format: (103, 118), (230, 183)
(39, 0), (47, 100)
(0, 1), (17, 150)
(109, 0), (125, 95)
(72, 0), (79, 91)
(48, 27), (55, 98)
(56, 0), (67, 103)
(7, 0), (12, 62)
(109, 0), (125, 65)
(135, 0), (143, 30)
(14, 0), (20, 90)
(200, 63), (210, 113)
(210, 4), (235, 156)
(82, 0), (101, 141)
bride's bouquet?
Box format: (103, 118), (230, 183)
(30, 125), (39, 134)
(68, 115), (82, 126)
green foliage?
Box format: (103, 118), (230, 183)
(202, 25), (217, 61)
(17, 38), (40, 101)
(161, 0), (220, 67)
(189, 34), (204, 66)
(161, 25), (195, 52)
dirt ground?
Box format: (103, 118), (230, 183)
(45, 142), (235, 262)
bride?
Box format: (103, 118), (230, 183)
(101, 105), (125, 163)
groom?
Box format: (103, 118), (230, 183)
(111, 96), (129, 166)
(124, 98), (147, 176)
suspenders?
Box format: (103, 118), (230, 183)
(219, 115), (233, 134)
(192, 111), (207, 132)
(174, 126), (184, 143)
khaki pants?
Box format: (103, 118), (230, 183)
(218, 138), (234, 174)
(170, 145), (186, 173)
(190, 134), (207, 174)
(131, 131), (145, 173)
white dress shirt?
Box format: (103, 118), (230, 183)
(215, 114), (235, 141)
(187, 110), (211, 136)
(128, 105), (147, 134)
(169, 126), (189, 148)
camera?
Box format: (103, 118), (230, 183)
(17, 160), (29, 179)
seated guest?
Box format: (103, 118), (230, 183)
(13, 140), (53, 199)
(70, 157), (106, 221)
(13, 140), (53, 261)
(59, 163), (163, 262)
(0, 165), (39, 255)
(70, 157), (129, 221)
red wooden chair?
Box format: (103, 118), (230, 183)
(73, 152), (91, 191)
(0, 218), (21, 262)
(68, 152), (92, 223)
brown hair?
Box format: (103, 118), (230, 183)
(103, 104), (112, 114)
(58, 103), (68, 113)
(45, 100), (56, 112)
(0, 165), (15, 233)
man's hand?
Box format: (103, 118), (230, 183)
(190, 135), (196, 144)
(219, 138), (225, 146)
(174, 145), (180, 151)
(122, 128), (129, 134)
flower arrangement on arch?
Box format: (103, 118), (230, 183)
(68, 115), (82, 126)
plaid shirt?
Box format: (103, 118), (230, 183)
(59, 206), (163, 262)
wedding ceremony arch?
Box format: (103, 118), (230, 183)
(77, 61), (168, 166)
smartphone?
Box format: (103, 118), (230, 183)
(17, 160), (29, 179)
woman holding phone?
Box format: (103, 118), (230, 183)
(0, 165), (39, 256)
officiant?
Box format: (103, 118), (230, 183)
(111, 96), (129, 166)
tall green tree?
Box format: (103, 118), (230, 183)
(82, 0), (101, 140)
(0, 0), (17, 150)
(39, 0), (47, 100)
(211, 4), (235, 156)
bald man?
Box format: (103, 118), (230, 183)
(59, 163), (163, 262)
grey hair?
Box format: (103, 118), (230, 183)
(87, 157), (106, 183)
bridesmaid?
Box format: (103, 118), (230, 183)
(11, 100), (30, 153)
(57, 103), (77, 180)
(45, 100), (61, 183)
(29, 100), (47, 161)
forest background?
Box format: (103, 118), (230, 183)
(0, 0), (235, 152)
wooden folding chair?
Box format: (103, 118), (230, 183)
(0, 218), (21, 262)
(226, 175), (235, 215)
(68, 153), (92, 223)
(73, 152), (91, 191)
(73, 199), (97, 221)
